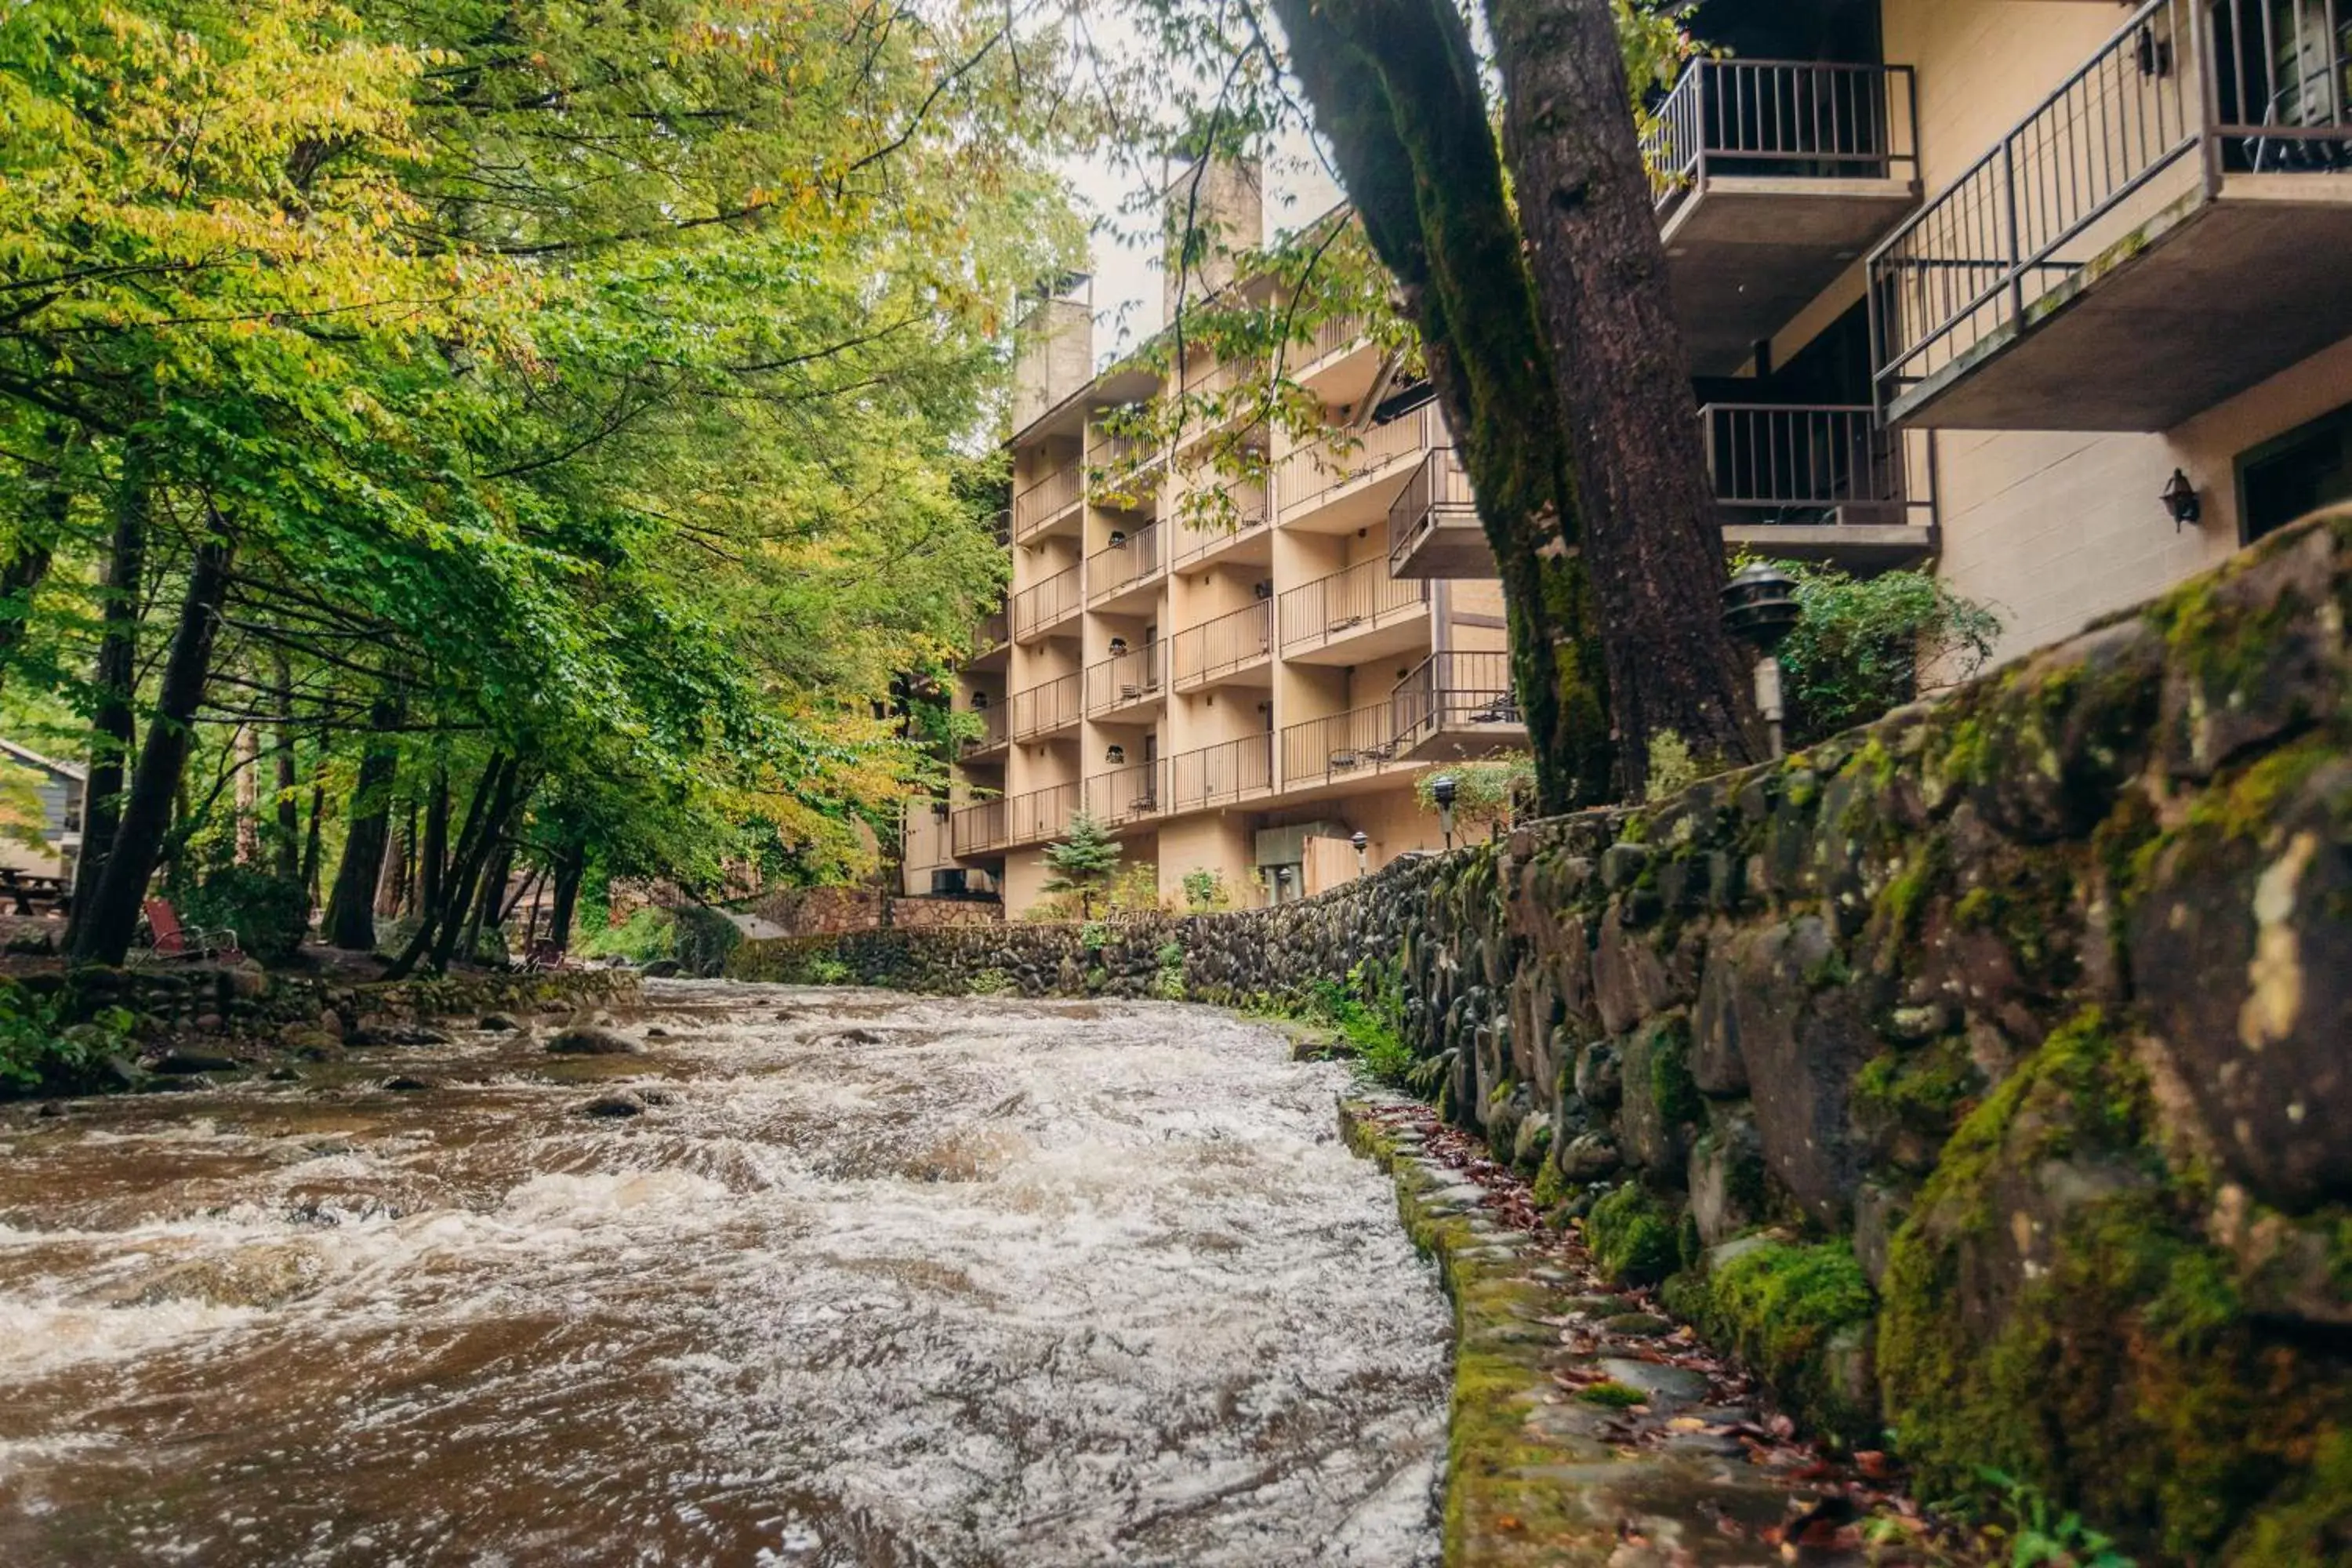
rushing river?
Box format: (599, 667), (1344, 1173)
(0, 982), (1450, 1566)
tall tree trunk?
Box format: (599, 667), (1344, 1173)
(1481, 0), (1757, 789)
(323, 702), (400, 951)
(387, 755), (510, 978)
(298, 745), (328, 912)
(233, 722), (260, 865)
(69, 535), (234, 967)
(430, 767), (523, 972)
(70, 445), (150, 934)
(374, 807), (406, 918)
(1271, 0), (1613, 808)
(0, 422), (74, 693)
(546, 842), (586, 956)
(459, 842), (512, 964)
(272, 654), (299, 881)
(419, 769), (449, 919)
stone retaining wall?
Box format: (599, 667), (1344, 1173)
(729, 514), (2352, 1562)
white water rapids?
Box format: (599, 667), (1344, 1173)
(0, 982), (1450, 1566)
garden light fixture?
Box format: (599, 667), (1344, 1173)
(1721, 561), (1802, 759)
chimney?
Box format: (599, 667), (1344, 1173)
(1162, 157), (1264, 318)
(1011, 273), (1094, 432)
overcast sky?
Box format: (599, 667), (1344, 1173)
(1057, 135), (1345, 369)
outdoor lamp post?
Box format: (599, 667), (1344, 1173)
(1432, 773), (1458, 851)
(1721, 562), (1803, 760)
(1351, 829), (1369, 877)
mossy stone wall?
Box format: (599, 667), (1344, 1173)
(731, 514), (2352, 1561)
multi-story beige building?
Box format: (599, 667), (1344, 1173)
(912, 0), (2352, 912)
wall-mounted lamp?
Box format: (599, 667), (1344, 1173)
(1351, 829), (1369, 877)
(1432, 774), (1458, 851)
(1109, 529), (1128, 548)
(1108, 635), (1130, 655)
(2161, 468), (2201, 531)
(1105, 744), (1126, 765)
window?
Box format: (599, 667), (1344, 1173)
(2237, 401), (2352, 544)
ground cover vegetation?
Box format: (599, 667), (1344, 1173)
(0, 0), (1084, 978)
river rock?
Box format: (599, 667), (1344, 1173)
(580, 1093), (646, 1119)
(546, 1025), (640, 1056)
(480, 1013), (520, 1032)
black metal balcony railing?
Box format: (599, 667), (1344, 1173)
(1084, 641), (1165, 716)
(1393, 652), (1520, 747)
(1171, 601), (1273, 688)
(1011, 564), (1080, 641)
(1385, 448), (1479, 571)
(1170, 481), (1271, 568)
(1085, 761), (1163, 826)
(1645, 59), (1920, 212)
(1276, 403), (1447, 522)
(1011, 463), (1082, 541)
(1280, 703), (1404, 789)
(960, 702), (1010, 755)
(1005, 782), (1079, 846)
(1700, 404), (1929, 527)
(1277, 559), (1429, 652)
(952, 797), (1004, 856)
(1007, 673), (1081, 742)
(1869, 0), (2352, 405)
(1168, 735), (1275, 812)
(1086, 524), (1163, 604)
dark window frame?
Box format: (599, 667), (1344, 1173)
(2234, 398), (2352, 546)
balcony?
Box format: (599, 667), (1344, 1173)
(1871, 0), (2352, 430)
(951, 797), (1004, 858)
(967, 607), (1010, 672)
(1700, 404), (1937, 567)
(1646, 59), (1922, 375)
(1280, 702), (1417, 792)
(1084, 641), (1166, 720)
(1392, 651), (1526, 761)
(1004, 782), (1079, 848)
(1012, 462), (1083, 543)
(1276, 403), (1449, 533)
(1168, 735), (1276, 813)
(1386, 448), (1487, 579)
(1007, 673), (1081, 742)
(1278, 559), (1432, 665)
(960, 701), (1010, 761)
(1176, 354), (1262, 449)
(1169, 479), (1272, 571)
(1287, 313), (1385, 407)
(1085, 761), (1163, 827)
(1011, 564), (1080, 643)
(1086, 523), (1165, 610)
(1088, 427), (1165, 513)
(1171, 601), (1274, 691)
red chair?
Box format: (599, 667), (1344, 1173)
(136, 898), (241, 964)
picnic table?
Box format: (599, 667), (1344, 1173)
(0, 868), (67, 916)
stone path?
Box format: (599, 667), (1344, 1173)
(1341, 1096), (1934, 1567)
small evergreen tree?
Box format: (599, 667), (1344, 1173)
(1041, 812), (1122, 919)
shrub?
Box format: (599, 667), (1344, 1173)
(1762, 559), (2002, 746)
(1152, 940), (1186, 1000)
(968, 967), (1012, 996)
(673, 905), (743, 975)
(180, 863), (309, 964)
(1414, 753), (1536, 833)
(1180, 867), (1233, 913)
(576, 906), (675, 964)
(0, 980), (132, 1094)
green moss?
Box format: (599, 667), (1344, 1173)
(1530, 1159), (1568, 1212)
(1664, 1240), (1878, 1446)
(1878, 830), (1948, 941)
(1855, 1036), (1984, 1137)
(1878, 1007), (2335, 1559)
(1644, 1016), (1702, 1127)
(2226, 1428), (2352, 1566)
(1584, 1182), (1679, 1287)
(1577, 1380), (1646, 1408)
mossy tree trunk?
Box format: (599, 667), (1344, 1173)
(1271, 0), (1611, 811)
(71, 445), (151, 938)
(1268, 0), (1756, 799)
(1485, 0), (1756, 783)
(324, 701), (401, 951)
